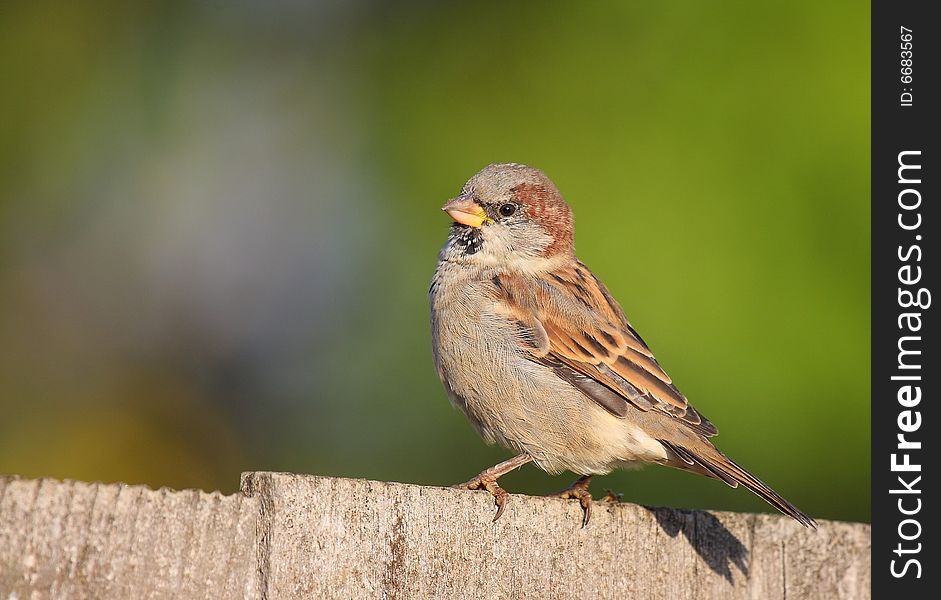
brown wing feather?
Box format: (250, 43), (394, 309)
(493, 264), (718, 437)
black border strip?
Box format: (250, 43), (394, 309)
(872, 0), (936, 595)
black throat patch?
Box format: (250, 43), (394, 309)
(451, 224), (483, 255)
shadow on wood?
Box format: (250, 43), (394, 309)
(646, 506), (749, 585)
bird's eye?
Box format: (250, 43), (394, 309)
(499, 203), (516, 217)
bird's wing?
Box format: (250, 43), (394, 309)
(491, 262), (718, 437)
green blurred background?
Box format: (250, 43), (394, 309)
(0, 1), (869, 522)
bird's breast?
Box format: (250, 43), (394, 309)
(429, 259), (668, 475)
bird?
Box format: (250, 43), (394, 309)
(429, 162), (815, 528)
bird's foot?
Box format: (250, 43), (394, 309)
(454, 475), (510, 522)
(452, 453), (532, 523)
(547, 475), (593, 527)
(602, 489), (623, 503)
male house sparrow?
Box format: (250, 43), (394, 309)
(429, 163), (814, 528)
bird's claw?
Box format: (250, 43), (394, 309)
(455, 476), (511, 522)
(452, 454), (533, 523)
(602, 489), (623, 503)
(549, 476), (593, 527)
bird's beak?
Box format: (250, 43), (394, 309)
(442, 196), (489, 228)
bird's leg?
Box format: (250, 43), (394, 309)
(547, 475), (594, 527)
(454, 453), (533, 522)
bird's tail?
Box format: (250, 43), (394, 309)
(659, 439), (816, 528)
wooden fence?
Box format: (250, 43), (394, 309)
(0, 473), (870, 599)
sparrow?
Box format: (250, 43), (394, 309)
(429, 163), (815, 528)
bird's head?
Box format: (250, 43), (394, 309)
(440, 163), (575, 269)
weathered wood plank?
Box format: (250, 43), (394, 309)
(239, 473), (870, 600)
(0, 476), (259, 599)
